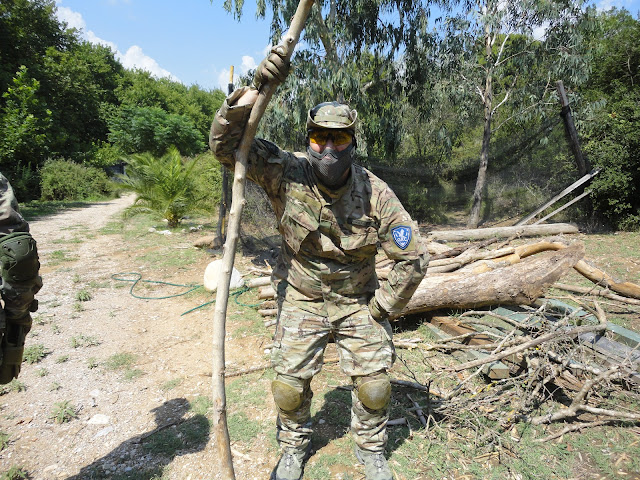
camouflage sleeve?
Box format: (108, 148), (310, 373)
(209, 87), (286, 197)
(0, 173), (30, 238)
(373, 184), (429, 316)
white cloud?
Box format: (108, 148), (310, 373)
(120, 46), (181, 82)
(54, 1), (178, 82)
(56, 5), (86, 31)
(86, 31), (118, 52)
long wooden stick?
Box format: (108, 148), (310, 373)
(210, 2), (315, 479)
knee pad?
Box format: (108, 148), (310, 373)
(0, 232), (40, 283)
(272, 375), (306, 412)
(355, 373), (391, 411)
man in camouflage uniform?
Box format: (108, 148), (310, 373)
(0, 173), (41, 384)
(210, 49), (428, 480)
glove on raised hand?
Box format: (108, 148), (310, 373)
(253, 45), (290, 91)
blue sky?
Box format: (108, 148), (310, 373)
(54, 0), (640, 92)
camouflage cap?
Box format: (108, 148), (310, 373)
(307, 102), (357, 132)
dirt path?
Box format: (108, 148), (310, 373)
(0, 196), (272, 480)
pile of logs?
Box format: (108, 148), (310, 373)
(252, 222), (640, 321)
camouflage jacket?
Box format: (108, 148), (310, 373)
(210, 87), (428, 319)
(0, 173), (29, 239)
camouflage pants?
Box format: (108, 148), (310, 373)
(271, 296), (395, 453)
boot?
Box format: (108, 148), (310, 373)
(272, 444), (311, 480)
(355, 447), (394, 480)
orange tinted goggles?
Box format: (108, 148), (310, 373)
(308, 130), (353, 146)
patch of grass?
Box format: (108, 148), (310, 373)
(49, 400), (77, 424)
(72, 302), (84, 312)
(76, 289), (92, 302)
(55, 355), (69, 363)
(51, 323), (61, 334)
(104, 352), (136, 370)
(0, 431), (10, 450)
(70, 334), (100, 348)
(48, 249), (77, 265)
(32, 315), (45, 326)
(36, 368), (49, 377)
(226, 374), (270, 409)
(160, 378), (182, 392)
(0, 465), (28, 480)
(189, 395), (212, 416)
(23, 344), (47, 364)
(103, 352), (143, 381)
(48, 382), (61, 392)
(122, 368), (144, 381)
(227, 412), (262, 444)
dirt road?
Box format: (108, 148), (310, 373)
(0, 196), (273, 480)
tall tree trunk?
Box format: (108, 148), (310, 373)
(468, 27), (494, 228)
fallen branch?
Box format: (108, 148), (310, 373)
(450, 319), (607, 372)
(553, 283), (640, 306)
(534, 421), (611, 443)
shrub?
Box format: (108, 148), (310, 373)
(40, 159), (114, 201)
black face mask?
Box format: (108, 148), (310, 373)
(307, 143), (355, 189)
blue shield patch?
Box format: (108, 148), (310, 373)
(391, 225), (412, 250)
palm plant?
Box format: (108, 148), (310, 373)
(119, 146), (203, 227)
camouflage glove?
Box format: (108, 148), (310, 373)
(368, 295), (388, 322)
(253, 45), (290, 91)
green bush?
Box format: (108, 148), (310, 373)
(40, 159), (114, 201)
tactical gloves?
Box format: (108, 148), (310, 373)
(253, 45), (290, 91)
(368, 296), (388, 322)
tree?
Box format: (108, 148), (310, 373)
(581, 9), (640, 230)
(108, 105), (205, 157)
(0, 66), (51, 199)
(432, 0), (595, 227)
(118, 147), (204, 227)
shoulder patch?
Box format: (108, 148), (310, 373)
(391, 225), (412, 250)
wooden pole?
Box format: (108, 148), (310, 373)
(557, 80), (591, 176)
(214, 68), (235, 248)
(210, 1), (315, 478)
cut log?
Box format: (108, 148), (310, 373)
(395, 243), (585, 318)
(428, 223), (579, 242)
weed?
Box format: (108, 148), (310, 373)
(0, 465), (28, 480)
(160, 378), (182, 392)
(55, 355), (69, 364)
(49, 400), (78, 424)
(32, 315), (45, 326)
(51, 323), (61, 334)
(0, 431), (9, 450)
(0, 379), (26, 395)
(36, 368), (49, 377)
(70, 335), (100, 348)
(76, 289), (92, 302)
(87, 357), (99, 369)
(72, 302), (84, 312)
(72, 274), (81, 284)
(48, 382), (61, 392)
(23, 344), (47, 364)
